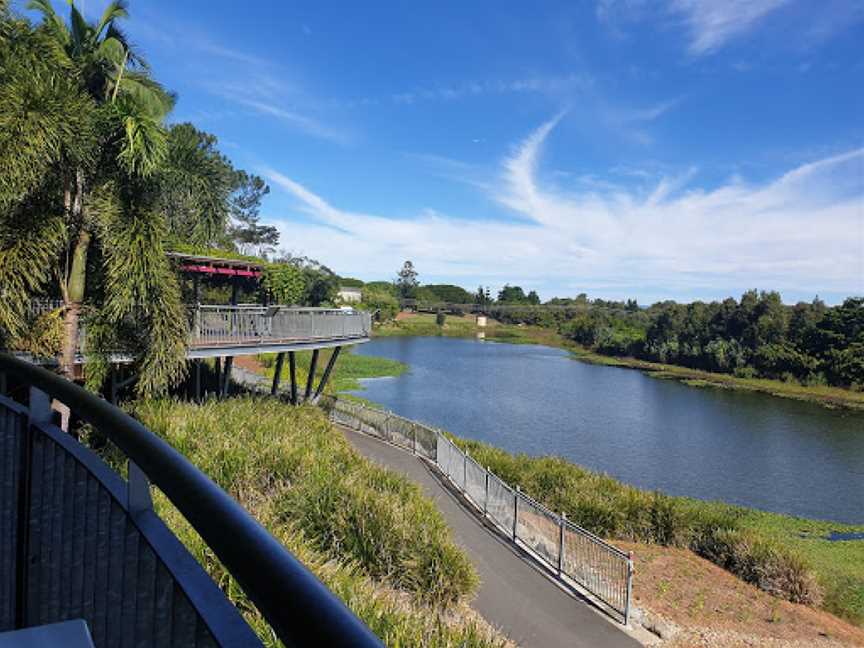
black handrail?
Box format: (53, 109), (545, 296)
(0, 352), (383, 648)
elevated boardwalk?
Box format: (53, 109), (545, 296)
(188, 305), (371, 358)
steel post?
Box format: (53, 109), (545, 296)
(194, 360), (201, 402)
(289, 351), (298, 405)
(18, 387), (51, 627)
(483, 467), (489, 516)
(625, 552), (634, 626)
(513, 486), (519, 541)
(313, 347), (341, 401)
(463, 449), (468, 491)
(304, 349), (319, 401)
(221, 357), (234, 397)
(558, 513), (566, 577)
(271, 352), (285, 396)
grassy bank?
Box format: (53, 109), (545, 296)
(132, 398), (508, 647)
(378, 313), (864, 411)
(447, 435), (864, 627)
(257, 347), (407, 394)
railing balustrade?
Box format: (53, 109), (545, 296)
(319, 396), (634, 625)
(190, 305), (371, 348)
(0, 354), (383, 647)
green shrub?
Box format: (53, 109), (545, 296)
(134, 398), (478, 608)
(452, 435), (827, 610)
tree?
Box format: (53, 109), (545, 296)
(0, 2), (191, 394)
(497, 284), (527, 304)
(396, 260), (418, 298)
(526, 290), (540, 305)
(423, 284), (472, 303)
(228, 170), (276, 257)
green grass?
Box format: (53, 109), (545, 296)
(131, 398), (507, 647)
(448, 435), (864, 626)
(258, 347), (407, 393)
(377, 313), (864, 411)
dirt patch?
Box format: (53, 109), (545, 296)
(234, 355), (266, 374)
(395, 311), (417, 321)
(620, 542), (864, 647)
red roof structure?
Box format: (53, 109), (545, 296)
(167, 252), (263, 278)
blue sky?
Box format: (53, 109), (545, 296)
(26, 1), (864, 304)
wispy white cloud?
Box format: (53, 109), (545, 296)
(228, 97), (349, 144)
(597, 0), (795, 56)
(260, 117), (863, 302)
(667, 0), (791, 55)
(369, 75), (593, 108)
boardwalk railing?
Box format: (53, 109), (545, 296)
(21, 303), (372, 358)
(0, 353), (382, 647)
(191, 305), (371, 348)
(319, 396), (634, 625)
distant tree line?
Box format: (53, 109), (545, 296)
(491, 290), (864, 389)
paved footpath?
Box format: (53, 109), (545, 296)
(340, 426), (644, 648)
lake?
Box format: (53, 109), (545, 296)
(350, 336), (864, 524)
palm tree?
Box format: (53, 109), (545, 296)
(0, 2), (188, 394)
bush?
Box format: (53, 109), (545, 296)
(452, 435), (826, 609)
(436, 310), (446, 326)
(361, 288), (399, 322)
(135, 398), (478, 607)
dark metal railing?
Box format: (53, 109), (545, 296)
(0, 352), (383, 647)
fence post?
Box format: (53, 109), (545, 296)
(513, 486), (519, 541)
(463, 449), (468, 491)
(483, 467), (489, 517)
(625, 551), (634, 626)
(412, 423), (417, 455)
(557, 512), (566, 577)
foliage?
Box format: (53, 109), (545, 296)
(436, 310), (446, 326)
(0, 2), (194, 394)
(395, 260), (418, 298)
(272, 252), (339, 306)
(261, 262), (306, 305)
(359, 287), (399, 322)
(338, 276), (365, 288)
(134, 398), (480, 609)
(227, 170), (275, 257)
(493, 291), (864, 390)
(449, 435), (858, 616)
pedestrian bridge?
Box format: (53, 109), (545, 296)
(188, 305), (371, 358)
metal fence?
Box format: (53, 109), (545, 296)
(0, 354), (383, 647)
(191, 305), (372, 348)
(319, 396), (634, 624)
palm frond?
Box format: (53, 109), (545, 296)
(67, 2), (91, 56)
(94, 0), (128, 39)
(97, 35), (125, 66)
(25, 0), (69, 46)
(0, 204), (66, 344)
(117, 71), (176, 117)
(110, 96), (168, 177)
(105, 22), (147, 69)
(0, 46), (97, 210)
(91, 184), (187, 395)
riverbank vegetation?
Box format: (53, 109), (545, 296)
(255, 347), (407, 394)
(378, 312), (864, 410)
(131, 397), (508, 647)
(492, 291), (864, 392)
(447, 435), (864, 627)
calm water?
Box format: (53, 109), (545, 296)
(350, 337), (864, 524)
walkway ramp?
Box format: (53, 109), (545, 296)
(340, 426), (644, 648)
